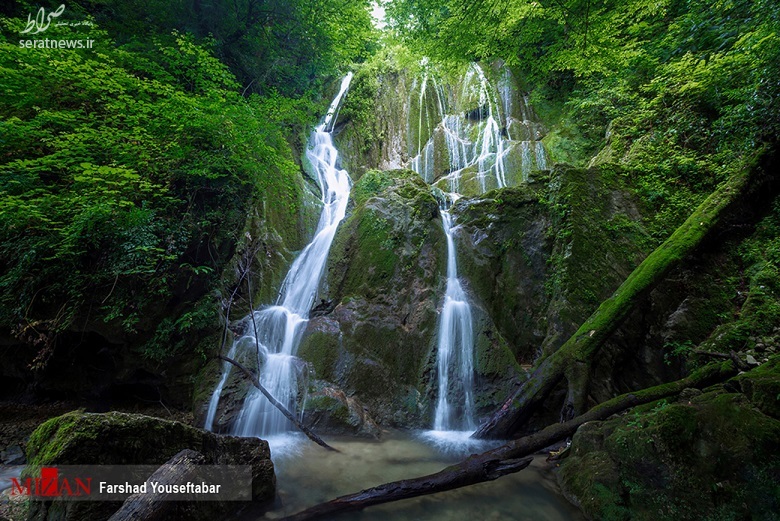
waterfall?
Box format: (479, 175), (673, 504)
(409, 63), (550, 195)
(433, 204), (476, 432)
(408, 62), (549, 438)
(205, 73), (354, 439)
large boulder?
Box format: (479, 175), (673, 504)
(303, 381), (382, 439)
(557, 357), (780, 521)
(23, 411), (275, 521)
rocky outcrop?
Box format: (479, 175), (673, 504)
(452, 182), (551, 363)
(335, 66), (415, 179)
(23, 411), (275, 521)
(452, 166), (650, 365)
(295, 169), (522, 426)
(297, 169), (445, 426)
(303, 382), (382, 438)
(558, 357), (780, 521)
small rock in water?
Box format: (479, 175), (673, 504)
(746, 354), (759, 366)
(1, 445), (24, 465)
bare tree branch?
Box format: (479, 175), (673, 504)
(217, 354), (339, 452)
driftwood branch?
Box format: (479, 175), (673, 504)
(281, 361), (738, 521)
(217, 355), (339, 452)
(280, 455), (533, 521)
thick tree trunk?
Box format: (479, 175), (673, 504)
(473, 168), (754, 439)
(281, 362), (737, 521)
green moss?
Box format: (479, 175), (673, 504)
(559, 450), (629, 520)
(26, 412), (84, 467)
(298, 331), (340, 381)
(474, 327), (522, 377)
(734, 356), (780, 418)
(306, 395), (350, 423)
(535, 164), (651, 355)
(329, 169), (439, 300)
(546, 163), (754, 367)
(351, 169), (395, 207)
(452, 183), (551, 361)
(560, 374), (780, 521)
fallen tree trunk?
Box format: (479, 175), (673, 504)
(218, 355), (339, 452)
(473, 166), (755, 439)
(280, 456), (533, 521)
(281, 361), (737, 521)
(109, 449), (205, 521)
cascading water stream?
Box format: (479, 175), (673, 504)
(205, 74), (354, 441)
(409, 62), (549, 443)
(409, 63), (549, 190)
(433, 202), (476, 432)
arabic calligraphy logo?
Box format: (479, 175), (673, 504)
(20, 4), (66, 34)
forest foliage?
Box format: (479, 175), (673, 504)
(0, 0), (375, 361)
(386, 0), (780, 237)
(3, 0), (780, 366)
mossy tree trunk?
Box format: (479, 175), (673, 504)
(474, 166), (755, 439)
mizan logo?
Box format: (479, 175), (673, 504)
(10, 467), (92, 498)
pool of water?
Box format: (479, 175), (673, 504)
(238, 431), (584, 521)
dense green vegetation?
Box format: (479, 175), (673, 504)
(0, 0), (374, 365)
(387, 0), (780, 237)
(1, 2), (779, 519)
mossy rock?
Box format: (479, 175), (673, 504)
(297, 320), (342, 383)
(303, 382), (381, 438)
(307, 169), (445, 425)
(559, 364), (780, 521)
(334, 61), (416, 177)
(24, 411), (275, 520)
(452, 182), (551, 363)
(734, 357), (780, 418)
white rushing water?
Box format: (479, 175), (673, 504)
(408, 62), (549, 442)
(409, 63), (549, 190)
(433, 207), (476, 432)
(205, 74), (354, 442)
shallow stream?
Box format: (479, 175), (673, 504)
(238, 431), (584, 521)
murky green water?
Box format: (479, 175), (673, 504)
(238, 431), (583, 521)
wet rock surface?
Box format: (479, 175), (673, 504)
(303, 381), (382, 438)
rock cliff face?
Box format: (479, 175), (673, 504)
(294, 168), (524, 426)
(285, 159), (666, 428)
(197, 57), (773, 436)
